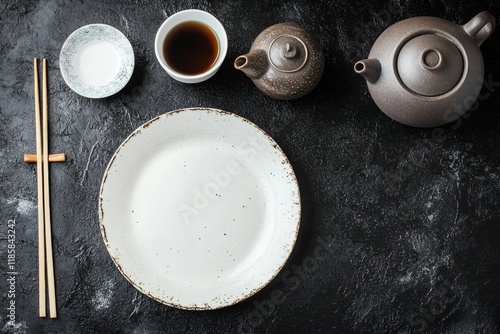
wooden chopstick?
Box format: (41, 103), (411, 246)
(34, 58), (46, 318)
(33, 58), (57, 318)
(42, 58), (57, 318)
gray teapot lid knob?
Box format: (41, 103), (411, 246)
(269, 34), (308, 73)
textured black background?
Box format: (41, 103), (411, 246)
(1, 0), (500, 333)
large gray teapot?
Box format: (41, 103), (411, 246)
(355, 11), (495, 127)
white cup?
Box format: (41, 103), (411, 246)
(154, 9), (228, 84)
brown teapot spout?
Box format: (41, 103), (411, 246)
(234, 50), (268, 79)
(354, 58), (381, 84)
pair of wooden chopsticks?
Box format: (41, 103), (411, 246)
(33, 58), (57, 318)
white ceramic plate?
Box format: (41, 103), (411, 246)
(99, 108), (301, 310)
(59, 24), (134, 98)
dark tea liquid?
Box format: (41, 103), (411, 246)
(163, 21), (219, 75)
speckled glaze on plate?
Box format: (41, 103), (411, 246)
(60, 24), (134, 98)
(99, 108), (301, 310)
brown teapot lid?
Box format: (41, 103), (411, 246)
(269, 34), (308, 72)
(397, 34), (464, 97)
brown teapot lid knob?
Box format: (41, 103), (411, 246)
(397, 34), (464, 97)
(282, 43), (298, 58)
(269, 34), (308, 73)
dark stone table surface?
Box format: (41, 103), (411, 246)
(1, 0), (500, 333)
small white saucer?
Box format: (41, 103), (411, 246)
(59, 24), (134, 98)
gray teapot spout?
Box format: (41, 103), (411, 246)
(354, 58), (381, 84)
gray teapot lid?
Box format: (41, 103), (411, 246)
(397, 34), (464, 97)
(269, 34), (308, 72)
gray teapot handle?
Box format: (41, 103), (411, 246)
(463, 11), (496, 46)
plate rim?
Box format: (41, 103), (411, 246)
(59, 23), (135, 98)
(98, 107), (302, 310)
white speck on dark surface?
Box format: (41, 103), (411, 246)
(92, 279), (115, 311)
(15, 198), (36, 215)
(1, 321), (29, 334)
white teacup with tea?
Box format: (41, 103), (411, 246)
(154, 9), (228, 84)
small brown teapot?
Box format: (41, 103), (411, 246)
(355, 11), (495, 127)
(235, 23), (325, 100)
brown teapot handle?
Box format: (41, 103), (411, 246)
(463, 11), (496, 46)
